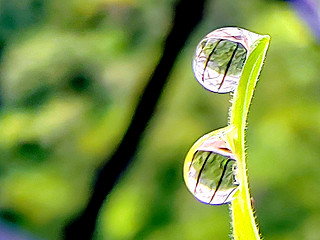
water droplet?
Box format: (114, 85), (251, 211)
(193, 27), (259, 93)
(184, 129), (239, 205)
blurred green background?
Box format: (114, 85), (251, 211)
(0, 0), (320, 239)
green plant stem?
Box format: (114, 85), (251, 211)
(228, 36), (270, 240)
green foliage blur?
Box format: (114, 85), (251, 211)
(0, 0), (320, 239)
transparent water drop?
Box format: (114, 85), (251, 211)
(184, 129), (239, 205)
(193, 27), (260, 93)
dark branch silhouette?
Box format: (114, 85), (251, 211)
(64, 0), (206, 239)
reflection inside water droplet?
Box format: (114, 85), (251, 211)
(184, 131), (239, 205)
(193, 27), (259, 93)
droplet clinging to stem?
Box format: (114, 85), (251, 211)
(192, 27), (260, 93)
(184, 127), (239, 205)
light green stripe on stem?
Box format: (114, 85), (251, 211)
(227, 36), (270, 240)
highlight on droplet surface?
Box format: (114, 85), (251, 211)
(184, 128), (239, 205)
(192, 27), (260, 93)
